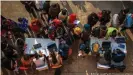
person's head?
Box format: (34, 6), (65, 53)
(61, 8), (67, 15)
(102, 10), (111, 15)
(84, 24), (90, 31)
(51, 3), (59, 8)
(123, 8), (129, 14)
(31, 19), (38, 25)
(79, 43), (86, 50)
(23, 55), (30, 61)
(112, 30), (117, 37)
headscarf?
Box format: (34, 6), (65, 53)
(74, 27), (81, 35)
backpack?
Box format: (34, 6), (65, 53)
(91, 27), (100, 38)
(112, 49), (125, 63)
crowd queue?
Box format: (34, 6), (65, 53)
(1, 1), (133, 75)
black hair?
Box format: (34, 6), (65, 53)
(23, 55), (30, 61)
(123, 8), (129, 14)
(112, 30), (117, 37)
(62, 9), (67, 15)
(18, 18), (23, 22)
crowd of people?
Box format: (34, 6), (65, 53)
(1, 1), (133, 75)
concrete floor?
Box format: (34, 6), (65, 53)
(1, 1), (133, 75)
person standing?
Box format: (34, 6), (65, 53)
(48, 3), (60, 21)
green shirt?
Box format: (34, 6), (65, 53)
(105, 27), (118, 39)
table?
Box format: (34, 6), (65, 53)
(90, 36), (127, 69)
(24, 38), (59, 56)
(90, 36), (127, 54)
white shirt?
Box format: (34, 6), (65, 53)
(112, 14), (119, 27)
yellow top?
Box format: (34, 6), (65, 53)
(93, 43), (99, 52)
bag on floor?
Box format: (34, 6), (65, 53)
(112, 49), (125, 63)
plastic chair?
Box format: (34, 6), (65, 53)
(33, 57), (48, 71)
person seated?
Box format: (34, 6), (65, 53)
(48, 51), (62, 68)
(118, 8), (129, 25)
(112, 8), (129, 28)
(105, 27), (118, 40)
(98, 10), (111, 25)
(91, 26), (107, 38)
(121, 13), (133, 31)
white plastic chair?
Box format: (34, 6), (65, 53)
(33, 57), (48, 71)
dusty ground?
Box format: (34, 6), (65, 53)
(1, 1), (133, 75)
